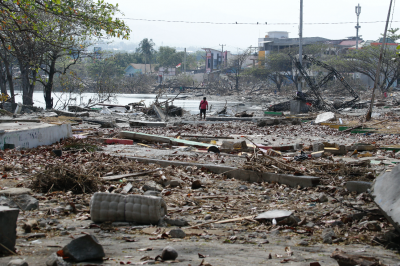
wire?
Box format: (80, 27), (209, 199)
(120, 18), (400, 26)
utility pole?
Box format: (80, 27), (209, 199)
(298, 0), (303, 93)
(219, 44), (226, 67)
(366, 0), (393, 121)
(355, 4), (361, 50)
(184, 48), (186, 73)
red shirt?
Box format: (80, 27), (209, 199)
(200, 100), (208, 109)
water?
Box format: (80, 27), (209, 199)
(14, 92), (249, 114)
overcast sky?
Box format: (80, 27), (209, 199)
(105, 0), (398, 51)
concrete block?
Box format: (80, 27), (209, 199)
(290, 100), (309, 115)
(0, 188), (32, 196)
(324, 145), (346, 155)
(315, 112), (336, 124)
(313, 143), (324, 152)
(372, 165), (400, 233)
(0, 206), (19, 254)
(346, 181), (372, 193)
(12, 194), (39, 211)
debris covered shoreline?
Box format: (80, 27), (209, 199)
(1, 93), (400, 266)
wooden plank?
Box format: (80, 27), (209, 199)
(101, 168), (161, 181)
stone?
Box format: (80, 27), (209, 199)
(371, 165), (400, 232)
(238, 185), (248, 191)
(0, 188), (32, 196)
(315, 112), (336, 124)
(7, 259), (28, 266)
(318, 193), (328, 203)
(346, 181), (372, 194)
(161, 246), (178, 260)
(312, 143), (324, 152)
(0, 206), (19, 254)
(164, 217), (189, 226)
(298, 240), (309, 246)
(11, 194), (39, 211)
(255, 210), (293, 220)
(191, 180), (202, 189)
(62, 234), (105, 262)
(142, 181), (163, 192)
(322, 228), (336, 244)
(204, 214), (212, 220)
(46, 252), (69, 266)
(169, 228), (186, 238)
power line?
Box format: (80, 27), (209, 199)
(119, 18), (400, 26)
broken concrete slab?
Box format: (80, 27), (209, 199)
(0, 123), (72, 150)
(0, 206), (19, 254)
(153, 105), (167, 121)
(0, 194), (39, 211)
(372, 165), (400, 233)
(346, 181), (372, 193)
(129, 121), (167, 127)
(62, 234), (105, 262)
(0, 188), (32, 196)
(255, 210), (293, 220)
(7, 259), (28, 266)
(315, 112), (336, 124)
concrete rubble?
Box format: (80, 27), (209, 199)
(1, 92), (400, 265)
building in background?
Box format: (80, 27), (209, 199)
(202, 48), (229, 73)
(124, 63), (156, 77)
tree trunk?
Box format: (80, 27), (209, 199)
(4, 58), (15, 103)
(20, 63), (35, 105)
(0, 61), (7, 95)
(44, 54), (57, 109)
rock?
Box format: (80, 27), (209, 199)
(371, 164), (400, 233)
(318, 193), (328, 203)
(322, 228), (336, 244)
(315, 112), (336, 124)
(142, 181), (163, 192)
(164, 217), (189, 226)
(255, 210), (293, 220)
(204, 214), (212, 220)
(161, 246), (178, 260)
(7, 259), (28, 266)
(169, 228), (186, 238)
(0, 206), (19, 254)
(62, 234), (105, 262)
(238, 185), (248, 191)
(11, 194), (39, 211)
(0, 188), (32, 196)
(277, 215), (299, 226)
(298, 240), (309, 246)
(191, 180), (202, 189)
(46, 252), (68, 266)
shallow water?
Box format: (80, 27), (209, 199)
(14, 92), (253, 115)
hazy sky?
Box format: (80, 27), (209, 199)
(105, 0), (398, 51)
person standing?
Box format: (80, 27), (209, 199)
(199, 97), (208, 120)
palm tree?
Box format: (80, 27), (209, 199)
(138, 38), (155, 74)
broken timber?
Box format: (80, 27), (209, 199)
(101, 169), (162, 181)
(119, 131), (219, 149)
